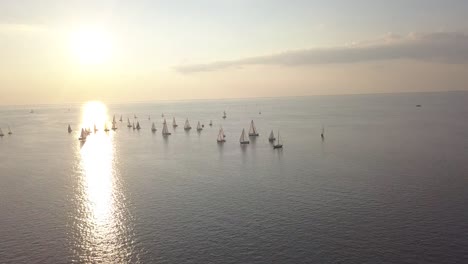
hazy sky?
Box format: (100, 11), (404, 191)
(1, 0), (468, 104)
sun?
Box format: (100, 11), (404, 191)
(69, 27), (113, 65)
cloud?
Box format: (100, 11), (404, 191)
(175, 32), (468, 74)
(0, 23), (47, 33)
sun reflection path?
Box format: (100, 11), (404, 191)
(74, 101), (136, 263)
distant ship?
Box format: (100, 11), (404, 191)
(268, 130), (275, 142)
(217, 127), (226, 143)
(248, 120), (259, 136)
(273, 131), (283, 149)
(197, 121), (203, 131)
(78, 128), (87, 142)
(239, 129), (249, 144)
(184, 118), (192, 130)
(173, 117), (178, 128)
(222, 111), (227, 119)
(8, 126), (12, 135)
(151, 122), (157, 132)
(162, 119), (171, 136)
(68, 124), (72, 133)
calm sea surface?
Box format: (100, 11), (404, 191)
(1, 92), (467, 263)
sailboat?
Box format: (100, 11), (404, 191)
(240, 129), (249, 144)
(217, 127), (226, 143)
(172, 117), (178, 128)
(112, 115), (117, 125)
(273, 131), (283, 149)
(127, 118), (132, 128)
(132, 122), (136, 130)
(136, 121), (141, 130)
(78, 128), (87, 141)
(68, 124), (72, 133)
(248, 120), (259, 136)
(104, 123), (110, 132)
(151, 122), (157, 132)
(197, 121), (203, 131)
(162, 120), (171, 135)
(222, 111), (227, 119)
(209, 120), (213, 126)
(7, 126), (12, 135)
(119, 115), (123, 122)
(0, 128), (4, 137)
(321, 126), (325, 139)
(268, 130), (275, 142)
(112, 122), (117, 131)
(184, 118), (191, 130)
(94, 124), (98, 133)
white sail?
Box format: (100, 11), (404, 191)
(217, 127), (226, 142)
(68, 124), (72, 133)
(173, 117), (178, 127)
(269, 130), (275, 141)
(151, 122), (156, 132)
(197, 121), (202, 131)
(163, 118), (167, 125)
(162, 121), (171, 135)
(127, 118), (132, 127)
(119, 115), (123, 122)
(112, 121), (117, 130)
(240, 128), (249, 144)
(249, 120), (259, 136)
(184, 118), (191, 130)
(8, 126), (12, 135)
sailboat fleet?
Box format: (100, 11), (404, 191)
(60, 109), (292, 150)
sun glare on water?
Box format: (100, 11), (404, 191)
(69, 27), (113, 65)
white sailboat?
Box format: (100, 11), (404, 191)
(239, 128), (249, 144)
(112, 115), (117, 125)
(268, 130), (275, 142)
(68, 124), (72, 133)
(162, 120), (171, 135)
(217, 127), (226, 143)
(119, 115), (123, 122)
(94, 124), (98, 133)
(222, 111), (227, 119)
(184, 118), (191, 130)
(173, 117), (178, 128)
(273, 131), (283, 149)
(8, 126), (12, 135)
(151, 122), (157, 132)
(0, 128), (4, 137)
(127, 118), (132, 128)
(321, 126), (325, 139)
(112, 122), (117, 131)
(132, 122), (136, 130)
(104, 123), (110, 132)
(248, 120), (259, 136)
(136, 121), (141, 130)
(78, 128), (87, 141)
(209, 120), (213, 126)
(197, 121), (203, 131)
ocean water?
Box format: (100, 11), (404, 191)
(0, 92), (467, 263)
